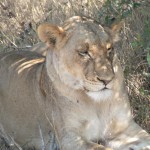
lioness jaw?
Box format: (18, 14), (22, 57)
(0, 16), (149, 150)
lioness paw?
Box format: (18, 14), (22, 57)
(122, 142), (150, 150)
(91, 145), (113, 150)
(129, 145), (150, 150)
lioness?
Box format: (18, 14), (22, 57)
(0, 16), (150, 150)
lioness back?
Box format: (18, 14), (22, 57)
(0, 51), (50, 149)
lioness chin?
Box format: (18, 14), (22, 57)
(0, 16), (149, 150)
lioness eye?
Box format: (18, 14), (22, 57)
(107, 47), (114, 57)
(78, 42), (91, 58)
(78, 51), (89, 56)
(78, 51), (91, 59)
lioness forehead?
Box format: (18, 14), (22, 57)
(63, 16), (112, 46)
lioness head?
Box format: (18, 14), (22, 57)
(38, 16), (122, 101)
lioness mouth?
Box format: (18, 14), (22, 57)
(84, 86), (109, 92)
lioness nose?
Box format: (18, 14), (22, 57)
(96, 76), (111, 86)
(102, 80), (111, 85)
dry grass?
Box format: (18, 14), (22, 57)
(0, 0), (150, 149)
(117, 5), (150, 131)
(0, 0), (105, 52)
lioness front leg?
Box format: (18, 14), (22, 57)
(58, 131), (112, 150)
(107, 121), (150, 150)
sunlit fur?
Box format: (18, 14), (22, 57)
(0, 16), (149, 150)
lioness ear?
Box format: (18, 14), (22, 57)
(110, 20), (124, 42)
(37, 23), (65, 49)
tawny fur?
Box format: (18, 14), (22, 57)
(0, 16), (150, 150)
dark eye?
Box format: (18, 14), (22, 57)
(107, 47), (114, 57)
(78, 43), (90, 58)
(78, 51), (89, 57)
(78, 51), (92, 59)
